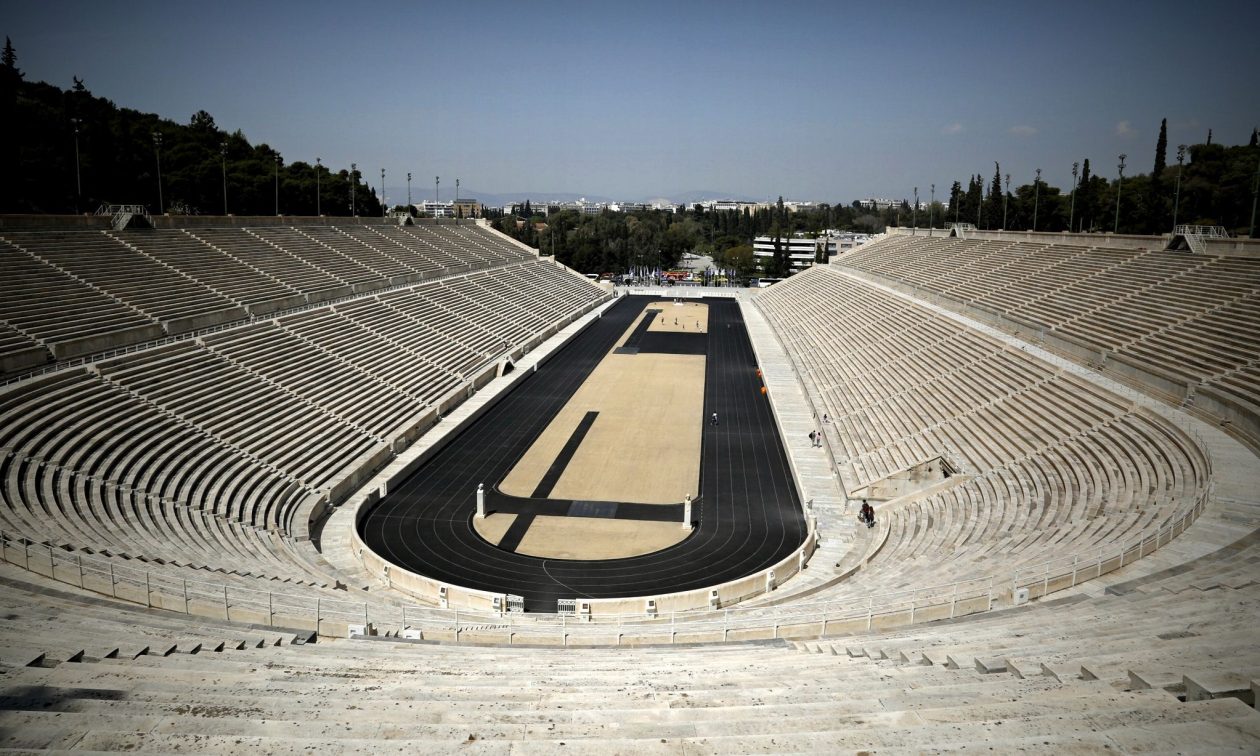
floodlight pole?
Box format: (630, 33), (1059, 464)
(1172, 145), (1186, 230)
(380, 168), (386, 217)
(350, 163), (357, 216)
(152, 132), (164, 215)
(406, 172), (412, 209)
(71, 118), (82, 214)
(1114, 154), (1126, 234)
(274, 154), (281, 216)
(1032, 168), (1041, 231)
(1069, 161), (1079, 234)
(315, 157), (321, 216)
(912, 187), (918, 233)
(929, 184), (935, 236)
(456, 178), (460, 224)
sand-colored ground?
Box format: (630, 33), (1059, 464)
(484, 301), (709, 559)
(473, 513), (688, 560)
(612, 300), (708, 347)
(501, 303), (708, 505)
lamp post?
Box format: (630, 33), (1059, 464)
(315, 157), (321, 216)
(929, 184), (935, 235)
(380, 168), (386, 217)
(1172, 145), (1186, 230)
(71, 118), (82, 214)
(1069, 161), (1079, 234)
(152, 132), (164, 215)
(274, 154), (281, 216)
(1003, 174), (1010, 230)
(912, 186), (918, 233)
(1114, 154), (1126, 234)
(350, 163), (357, 216)
(220, 142), (228, 215)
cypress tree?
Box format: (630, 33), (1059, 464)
(1077, 159), (1093, 231)
(1147, 118), (1168, 232)
(987, 162), (1003, 229)
(1153, 118), (1168, 178)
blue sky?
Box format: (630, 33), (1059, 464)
(6, 0), (1259, 203)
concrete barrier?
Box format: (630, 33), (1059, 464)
(162, 306), (249, 336)
(50, 324), (167, 360)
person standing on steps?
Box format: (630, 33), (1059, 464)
(711, 412), (719, 426)
(809, 430), (817, 446)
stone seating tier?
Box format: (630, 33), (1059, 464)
(0, 223), (542, 374)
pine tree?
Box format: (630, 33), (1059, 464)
(1250, 128), (1258, 148)
(1, 37), (20, 78)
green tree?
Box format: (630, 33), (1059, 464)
(1147, 118), (1169, 232)
(986, 163), (1003, 230)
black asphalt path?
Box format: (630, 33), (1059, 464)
(357, 295), (806, 611)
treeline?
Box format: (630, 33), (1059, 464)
(934, 121), (1259, 236)
(494, 198), (861, 278)
(496, 120), (1259, 277)
(0, 38), (382, 216)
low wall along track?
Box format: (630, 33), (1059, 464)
(357, 295), (807, 611)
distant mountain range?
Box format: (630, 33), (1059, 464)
(395, 188), (765, 209)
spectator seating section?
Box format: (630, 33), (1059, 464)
(839, 234), (1260, 446)
(755, 266), (1209, 594)
(2, 225), (1258, 752)
(0, 223), (536, 372)
(1, 552), (1256, 752)
(0, 243), (606, 595)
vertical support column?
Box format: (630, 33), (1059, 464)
(476, 483), (485, 519)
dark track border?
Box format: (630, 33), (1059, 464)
(357, 296), (806, 611)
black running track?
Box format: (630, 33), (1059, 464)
(357, 296), (806, 611)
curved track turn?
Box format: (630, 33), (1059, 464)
(357, 296), (806, 611)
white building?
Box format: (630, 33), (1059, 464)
(752, 234), (838, 274)
(415, 200), (454, 218)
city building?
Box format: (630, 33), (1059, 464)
(753, 233), (838, 274)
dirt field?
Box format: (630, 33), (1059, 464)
(501, 302), (707, 505)
(490, 301), (709, 558)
